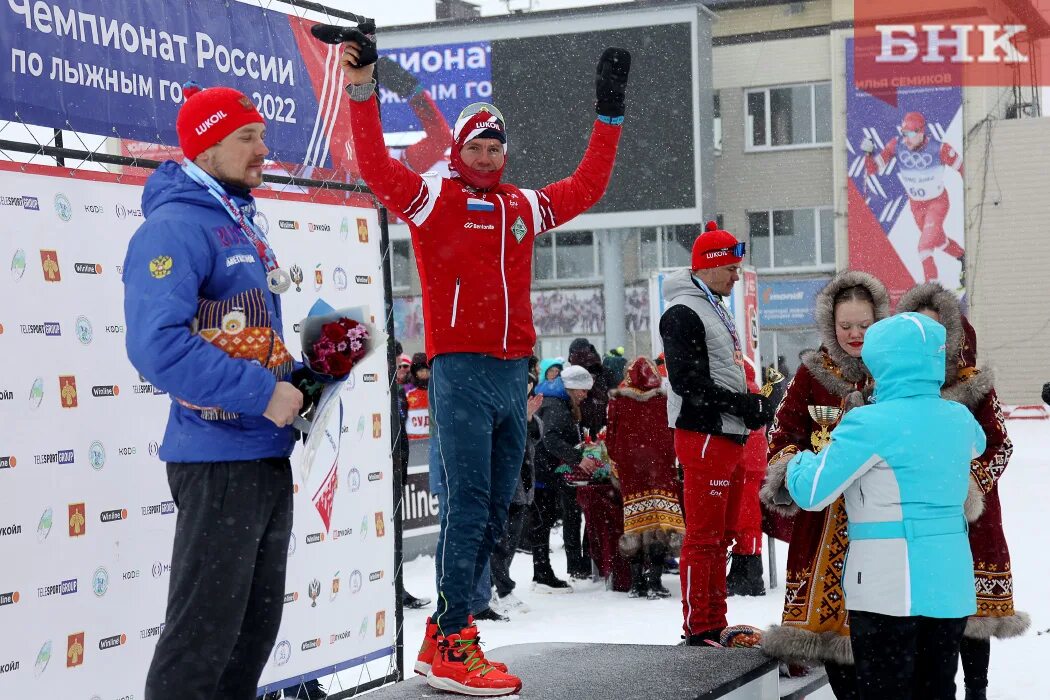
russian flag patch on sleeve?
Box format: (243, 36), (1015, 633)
(466, 197), (495, 212)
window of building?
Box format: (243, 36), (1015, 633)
(747, 207), (835, 272)
(713, 91), (722, 154)
(760, 329), (816, 378)
(389, 239), (412, 291)
(745, 82), (832, 150)
(639, 225), (699, 272)
(534, 230), (601, 281)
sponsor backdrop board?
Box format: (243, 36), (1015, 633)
(0, 162), (395, 697)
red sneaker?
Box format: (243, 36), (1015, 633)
(426, 625), (522, 697)
(415, 616), (507, 675)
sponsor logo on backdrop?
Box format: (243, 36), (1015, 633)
(91, 385), (120, 397)
(0, 194), (39, 210)
(334, 266), (347, 290)
(29, 376), (44, 409)
(36, 578), (77, 597)
(139, 623), (165, 639)
(0, 523), (21, 537)
(357, 218), (369, 243)
(68, 503), (86, 537)
(308, 222), (331, 232)
(279, 220), (299, 230)
(74, 262), (102, 275)
(0, 591), (18, 606)
(314, 264), (323, 291)
(66, 632), (85, 667)
(105, 324), (124, 334)
(368, 471), (383, 482)
(10, 248), (27, 280)
(358, 616), (368, 638)
(290, 264), (304, 292)
(59, 375), (78, 408)
(117, 446), (136, 456)
(37, 507), (52, 541)
(89, 441), (105, 471)
(372, 413), (382, 438)
(349, 570), (363, 594)
(330, 629), (353, 644)
(355, 275), (372, 285)
(283, 591), (298, 604)
(142, 501), (175, 516)
(34, 640), (51, 677)
(287, 531), (297, 556)
(0, 660), (16, 674)
(348, 468), (361, 492)
(332, 527), (352, 539)
(330, 572), (340, 601)
(0, 456), (16, 469)
(274, 640), (291, 666)
(340, 217), (349, 240)
(151, 562), (170, 578)
(100, 509), (128, 523)
(40, 249), (61, 281)
(359, 514), (369, 539)
(54, 194), (73, 222)
(92, 567), (109, 597)
(375, 512), (386, 537)
(362, 373), (378, 383)
(308, 578), (321, 607)
(115, 203), (143, 219)
(305, 532), (324, 544)
(33, 449), (74, 465)
(369, 570), (384, 582)
(98, 633), (125, 650)
(376, 610), (386, 637)
(148, 441), (160, 456)
(75, 316), (93, 344)
(254, 211), (269, 234)
(19, 321), (61, 336)
(301, 638), (320, 651)
(122, 569), (139, 580)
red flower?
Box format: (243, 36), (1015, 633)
(327, 352), (352, 376)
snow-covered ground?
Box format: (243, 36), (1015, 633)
(389, 418), (1048, 699)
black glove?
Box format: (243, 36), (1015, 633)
(378, 57), (420, 98)
(290, 366), (325, 417)
(317, 20), (377, 67)
(738, 392), (774, 431)
(595, 47), (631, 118)
(1042, 381), (1050, 406)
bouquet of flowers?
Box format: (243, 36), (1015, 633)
(557, 428), (617, 485)
(307, 316), (370, 378)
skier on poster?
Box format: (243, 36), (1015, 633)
(861, 111), (965, 283)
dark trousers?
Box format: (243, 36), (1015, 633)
(961, 636), (990, 691)
(824, 661), (859, 700)
(559, 486), (589, 575)
(145, 459), (293, 700)
(850, 610), (968, 700)
(429, 354), (528, 633)
(491, 503), (528, 597)
(529, 480), (562, 576)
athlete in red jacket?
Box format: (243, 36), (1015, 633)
(340, 31), (630, 697)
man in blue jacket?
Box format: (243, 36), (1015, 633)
(787, 312), (985, 699)
(123, 84), (304, 700)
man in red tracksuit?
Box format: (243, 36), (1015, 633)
(726, 362), (768, 597)
(339, 30), (630, 697)
(659, 222), (775, 646)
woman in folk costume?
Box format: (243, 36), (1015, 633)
(758, 271), (889, 699)
(605, 357), (686, 599)
(897, 282), (1027, 700)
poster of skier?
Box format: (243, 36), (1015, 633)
(845, 37), (965, 304)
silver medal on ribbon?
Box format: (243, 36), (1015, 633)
(267, 267), (292, 294)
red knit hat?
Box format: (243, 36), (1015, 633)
(691, 221), (744, 270)
(176, 82), (264, 160)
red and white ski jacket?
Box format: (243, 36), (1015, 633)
(348, 94), (622, 360)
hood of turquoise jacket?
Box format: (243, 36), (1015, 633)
(862, 312), (947, 402)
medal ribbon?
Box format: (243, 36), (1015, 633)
(691, 275), (741, 353)
(182, 161), (280, 274)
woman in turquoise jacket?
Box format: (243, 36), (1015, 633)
(786, 312), (985, 699)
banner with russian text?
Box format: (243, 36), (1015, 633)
(0, 162), (395, 697)
(846, 37), (965, 304)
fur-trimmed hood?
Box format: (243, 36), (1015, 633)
(814, 270), (890, 384)
(897, 282), (995, 409)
